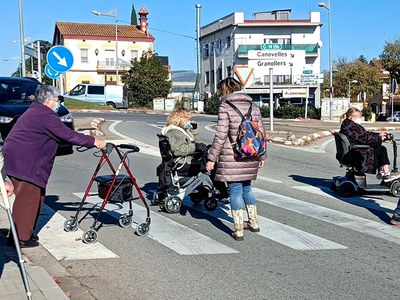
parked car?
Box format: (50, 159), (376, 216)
(386, 111), (400, 122)
(0, 77), (75, 154)
(65, 84), (128, 109)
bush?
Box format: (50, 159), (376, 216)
(362, 106), (373, 121)
(260, 104), (319, 119)
(204, 93), (220, 115)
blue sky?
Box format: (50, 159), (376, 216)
(0, 0), (398, 76)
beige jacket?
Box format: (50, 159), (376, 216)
(207, 92), (266, 182)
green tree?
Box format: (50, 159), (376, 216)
(380, 38), (400, 83)
(11, 40), (52, 84)
(130, 4), (138, 26)
(121, 50), (172, 107)
(321, 56), (381, 101)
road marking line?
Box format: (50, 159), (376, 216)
(257, 176), (282, 184)
(252, 187), (400, 245)
(108, 120), (160, 157)
(182, 198), (347, 250)
(293, 185), (396, 213)
(73, 193), (239, 255)
(36, 204), (118, 261)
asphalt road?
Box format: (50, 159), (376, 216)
(27, 112), (400, 300)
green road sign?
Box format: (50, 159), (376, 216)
(303, 70), (313, 74)
(261, 44), (282, 50)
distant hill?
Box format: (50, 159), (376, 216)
(171, 70), (197, 82)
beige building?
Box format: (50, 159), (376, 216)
(52, 6), (154, 92)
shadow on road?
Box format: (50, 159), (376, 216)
(289, 174), (392, 224)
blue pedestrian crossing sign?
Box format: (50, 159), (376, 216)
(44, 64), (61, 79)
(47, 45), (74, 73)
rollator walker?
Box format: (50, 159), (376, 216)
(64, 143), (151, 243)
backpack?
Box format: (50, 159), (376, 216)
(226, 101), (267, 161)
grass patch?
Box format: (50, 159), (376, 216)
(63, 97), (114, 110)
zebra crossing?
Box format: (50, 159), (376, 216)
(34, 186), (400, 261)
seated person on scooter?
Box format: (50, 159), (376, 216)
(161, 108), (207, 176)
(340, 107), (400, 182)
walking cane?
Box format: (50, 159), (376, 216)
(0, 177), (32, 300)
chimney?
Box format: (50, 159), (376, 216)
(138, 6), (149, 35)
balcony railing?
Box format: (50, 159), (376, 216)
(238, 44), (318, 56)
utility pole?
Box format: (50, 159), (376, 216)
(195, 4), (202, 109)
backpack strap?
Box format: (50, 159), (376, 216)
(226, 101), (253, 144)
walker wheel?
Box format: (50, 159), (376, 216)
(390, 180), (400, 197)
(64, 218), (78, 232)
(119, 215), (133, 228)
(83, 229), (98, 244)
(204, 197), (218, 211)
(164, 196), (182, 213)
(136, 222), (150, 236)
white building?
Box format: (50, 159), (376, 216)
(52, 6), (154, 92)
(199, 9), (322, 107)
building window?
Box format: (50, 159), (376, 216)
(105, 50), (115, 67)
(226, 36), (231, 47)
(226, 66), (232, 77)
(81, 49), (88, 63)
(205, 71), (210, 85)
(217, 68), (222, 83)
(211, 70), (215, 84)
(131, 50), (138, 62)
(210, 42), (214, 56)
(204, 44), (209, 57)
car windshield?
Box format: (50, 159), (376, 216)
(0, 80), (38, 103)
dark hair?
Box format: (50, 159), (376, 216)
(217, 77), (242, 96)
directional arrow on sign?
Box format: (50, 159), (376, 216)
(47, 45), (74, 73)
(52, 51), (67, 67)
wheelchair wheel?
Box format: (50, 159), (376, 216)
(338, 182), (355, 197)
(64, 218), (78, 232)
(83, 229), (98, 244)
(164, 196), (182, 213)
(190, 187), (208, 204)
(204, 196), (218, 211)
(390, 180), (400, 197)
(119, 214), (133, 228)
(136, 222), (150, 236)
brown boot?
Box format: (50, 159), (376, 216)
(244, 204), (260, 232)
(231, 209), (244, 241)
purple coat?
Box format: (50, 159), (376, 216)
(3, 102), (95, 188)
(339, 118), (381, 174)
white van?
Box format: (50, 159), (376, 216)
(65, 84), (128, 109)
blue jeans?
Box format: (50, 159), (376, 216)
(228, 181), (256, 210)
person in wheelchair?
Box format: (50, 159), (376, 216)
(340, 107), (399, 182)
(161, 108), (207, 176)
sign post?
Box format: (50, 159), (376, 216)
(269, 68), (274, 131)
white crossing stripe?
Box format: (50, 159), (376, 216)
(253, 187), (400, 245)
(73, 193), (239, 255)
(293, 185), (396, 213)
(257, 176), (283, 184)
(183, 198), (347, 251)
(36, 204), (118, 261)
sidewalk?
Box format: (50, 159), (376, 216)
(0, 208), (69, 300)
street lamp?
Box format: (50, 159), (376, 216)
(318, 1), (332, 119)
(348, 80), (358, 100)
(92, 9), (119, 83)
(18, 0), (26, 77)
